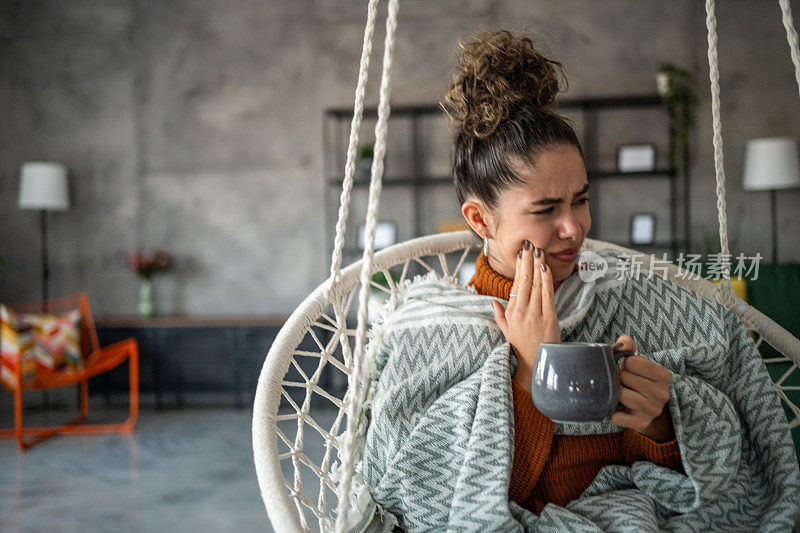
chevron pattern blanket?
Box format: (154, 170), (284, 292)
(333, 248), (800, 532)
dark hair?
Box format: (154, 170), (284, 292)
(440, 29), (585, 212)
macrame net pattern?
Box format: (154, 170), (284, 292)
(256, 233), (481, 532)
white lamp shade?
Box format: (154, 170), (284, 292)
(743, 137), (800, 191)
(18, 162), (70, 210)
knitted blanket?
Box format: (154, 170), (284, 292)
(333, 248), (800, 532)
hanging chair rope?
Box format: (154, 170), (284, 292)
(324, 0), (381, 304)
(704, 0), (800, 307)
(703, 0), (739, 307)
(333, 0), (401, 531)
(704, 0), (800, 334)
(779, 0), (800, 100)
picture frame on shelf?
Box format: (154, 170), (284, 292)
(616, 143), (657, 173)
(358, 220), (398, 251)
(630, 212), (656, 245)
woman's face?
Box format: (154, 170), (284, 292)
(465, 144), (592, 283)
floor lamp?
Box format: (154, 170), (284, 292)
(18, 161), (70, 305)
(743, 138), (800, 264)
(18, 162), (70, 410)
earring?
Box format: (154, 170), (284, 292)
(483, 236), (488, 256)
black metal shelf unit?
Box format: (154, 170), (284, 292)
(323, 93), (689, 263)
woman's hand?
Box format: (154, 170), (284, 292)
(491, 241), (561, 393)
(610, 335), (675, 442)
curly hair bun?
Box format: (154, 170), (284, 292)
(441, 29), (568, 139)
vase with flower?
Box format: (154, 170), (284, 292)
(128, 248), (172, 318)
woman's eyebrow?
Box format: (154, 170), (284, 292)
(528, 183), (590, 206)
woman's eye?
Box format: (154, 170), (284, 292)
(530, 197), (590, 216)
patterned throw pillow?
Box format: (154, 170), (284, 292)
(1, 305), (37, 389)
(0, 304), (82, 390)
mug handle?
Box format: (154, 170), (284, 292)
(611, 350), (636, 413)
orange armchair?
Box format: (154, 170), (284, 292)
(0, 292), (138, 451)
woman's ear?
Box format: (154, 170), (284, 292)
(461, 200), (492, 238)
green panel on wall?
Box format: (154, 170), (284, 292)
(746, 263), (800, 462)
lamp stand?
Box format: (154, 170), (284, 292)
(40, 210), (50, 308)
(40, 209), (51, 409)
(771, 189), (778, 264)
(37, 209), (65, 411)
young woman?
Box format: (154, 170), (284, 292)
(353, 29), (798, 533)
(449, 29), (680, 512)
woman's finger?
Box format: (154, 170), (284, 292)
(619, 369), (669, 404)
(491, 300), (508, 336)
(540, 254), (556, 317)
(622, 356), (673, 384)
(516, 240), (533, 308)
(612, 334), (636, 355)
(529, 245), (542, 313)
(609, 410), (649, 432)
(508, 247), (523, 309)
(619, 387), (663, 418)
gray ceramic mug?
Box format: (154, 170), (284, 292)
(530, 342), (635, 423)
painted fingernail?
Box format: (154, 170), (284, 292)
(534, 247), (542, 258)
(541, 263), (547, 272)
(518, 249), (522, 259)
(523, 240), (531, 251)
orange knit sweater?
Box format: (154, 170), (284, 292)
(468, 251), (683, 513)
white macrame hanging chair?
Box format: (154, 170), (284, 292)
(253, 0), (800, 530)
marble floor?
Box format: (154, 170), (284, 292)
(0, 398), (341, 533)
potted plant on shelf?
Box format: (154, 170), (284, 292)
(359, 143), (374, 179)
(128, 248), (173, 318)
(656, 62), (698, 179)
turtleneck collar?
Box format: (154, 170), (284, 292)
(468, 251), (579, 300)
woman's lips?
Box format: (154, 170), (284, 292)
(551, 250), (578, 262)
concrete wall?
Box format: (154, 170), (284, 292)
(1, 0), (798, 317)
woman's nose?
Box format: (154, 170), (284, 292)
(558, 211), (582, 240)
